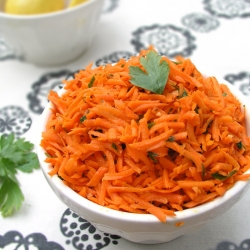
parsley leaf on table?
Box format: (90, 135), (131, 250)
(0, 133), (39, 217)
(129, 50), (170, 94)
(0, 178), (24, 217)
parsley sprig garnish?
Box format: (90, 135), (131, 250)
(0, 133), (39, 217)
(129, 50), (170, 94)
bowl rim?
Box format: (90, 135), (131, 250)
(36, 77), (250, 224)
(0, 0), (103, 19)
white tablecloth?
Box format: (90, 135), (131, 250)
(1, 0), (250, 249)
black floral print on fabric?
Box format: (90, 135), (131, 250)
(131, 24), (196, 58)
(60, 208), (121, 250)
(0, 231), (64, 250)
(211, 239), (250, 250)
(182, 12), (220, 32)
(102, 0), (120, 13)
(27, 70), (73, 115)
(224, 72), (250, 96)
(0, 106), (32, 137)
(204, 0), (250, 18)
(95, 51), (134, 66)
(0, 36), (16, 61)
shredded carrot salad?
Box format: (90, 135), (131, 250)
(41, 48), (250, 222)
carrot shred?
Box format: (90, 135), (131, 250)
(41, 47), (250, 223)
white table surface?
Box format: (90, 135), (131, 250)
(1, 0), (250, 249)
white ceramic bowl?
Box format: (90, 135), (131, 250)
(36, 79), (250, 244)
(0, 0), (104, 66)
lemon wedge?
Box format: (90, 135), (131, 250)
(4, 0), (65, 15)
(68, 0), (89, 8)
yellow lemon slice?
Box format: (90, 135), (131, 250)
(4, 0), (65, 15)
(68, 0), (89, 8)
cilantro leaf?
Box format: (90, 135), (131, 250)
(129, 50), (170, 94)
(0, 133), (39, 217)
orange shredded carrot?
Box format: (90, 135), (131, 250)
(41, 47), (250, 223)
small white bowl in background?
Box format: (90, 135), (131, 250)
(0, 0), (104, 66)
(36, 79), (250, 244)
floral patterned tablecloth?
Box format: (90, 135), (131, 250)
(0, 0), (250, 249)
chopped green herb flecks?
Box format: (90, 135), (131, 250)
(171, 84), (179, 90)
(111, 143), (118, 151)
(88, 76), (95, 88)
(80, 115), (87, 123)
(236, 141), (244, 150)
(45, 152), (53, 158)
(222, 92), (227, 97)
(148, 122), (155, 129)
(211, 170), (237, 180)
(147, 151), (159, 163)
(80, 110), (89, 123)
(179, 89), (188, 98)
(167, 136), (175, 142)
(136, 114), (144, 123)
(129, 50), (170, 94)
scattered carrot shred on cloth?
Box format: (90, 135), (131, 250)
(41, 47), (250, 223)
